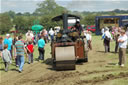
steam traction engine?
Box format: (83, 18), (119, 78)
(51, 13), (88, 70)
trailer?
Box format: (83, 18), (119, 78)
(95, 15), (128, 35)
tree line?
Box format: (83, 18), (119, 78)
(0, 0), (128, 34)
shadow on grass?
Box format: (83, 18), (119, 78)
(10, 68), (19, 72)
(44, 58), (86, 65)
(46, 67), (55, 71)
(96, 51), (105, 53)
(34, 58), (39, 61)
(0, 68), (5, 71)
(0, 68), (18, 72)
(105, 63), (117, 68)
(97, 51), (118, 54)
(108, 63), (117, 65)
(109, 51), (118, 54)
(42, 58), (54, 70)
(0, 62), (4, 64)
(76, 60), (84, 65)
(43, 58), (53, 65)
(43, 58), (88, 71)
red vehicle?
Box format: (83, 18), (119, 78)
(10, 30), (18, 33)
(86, 25), (96, 32)
(68, 26), (72, 29)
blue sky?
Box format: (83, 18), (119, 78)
(0, 0), (128, 13)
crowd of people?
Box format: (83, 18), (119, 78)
(0, 30), (46, 73)
(0, 21), (93, 73)
(101, 26), (128, 67)
(1, 23), (127, 73)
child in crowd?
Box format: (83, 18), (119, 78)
(27, 41), (34, 64)
(1, 45), (12, 72)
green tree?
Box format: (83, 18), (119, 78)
(26, 16), (37, 30)
(13, 16), (27, 32)
(0, 13), (13, 34)
(34, 0), (67, 16)
(39, 15), (58, 30)
(24, 12), (31, 16)
(7, 10), (15, 18)
(82, 14), (97, 26)
(109, 12), (117, 16)
(16, 12), (22, 16)
(13, 16), (39, 33)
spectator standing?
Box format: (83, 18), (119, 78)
(102, 27), (112, 53)
(26, 30), (30, 37)
(49, 28), (55, 42)
(13, 34), (18, 46)
(114, 30), (120, 53)
(37, 32), (41, 41)
(101, 27), (105, 35)
(83, 30), (88, 37)
(13, 34), (18, 66)
(30, 31), (34, 38)
(1, 45), (12, 72)
(26, 33), (33, 44)
(117, 30), (127, 67)
(86, 31), (92, 50)
(83, 31), (89, 62)
(27, 41), (34, 64)
(38, 34), (45, 61)
(14, 36), (28, 73)
(126, 27), (128, 37)
(4, 34), (12, 55)
(43, 29), (48, 43)
(33, 32), (37, 45)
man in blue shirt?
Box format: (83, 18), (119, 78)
(4, 34), (11, 54)
(38, 35), (45, 61)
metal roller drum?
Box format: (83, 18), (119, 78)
(54, 46), (76, 70)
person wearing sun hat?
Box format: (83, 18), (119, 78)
(4, 34), (12, 55)
(117, 29), (127, 67)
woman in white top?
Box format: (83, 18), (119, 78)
(117, 30), (127, 67)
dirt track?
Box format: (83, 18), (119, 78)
(0, 36), (128, 85)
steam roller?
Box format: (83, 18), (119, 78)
(51, 13), (88, 70)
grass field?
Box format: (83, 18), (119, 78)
(0, 34), (128, 85)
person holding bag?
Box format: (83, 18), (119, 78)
(102, 27), (112, 53)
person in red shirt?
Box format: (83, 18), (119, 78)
(27, 41), (34, 64)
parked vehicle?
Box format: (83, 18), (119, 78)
(86, 25), (96, 32)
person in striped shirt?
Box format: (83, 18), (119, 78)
(14, 36), (28, 73)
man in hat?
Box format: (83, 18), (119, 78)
(74, 21), (83, 34)
(4, 34), (12, 55)
(117, 30), (127, 67)
(102, 27), (112, 52)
